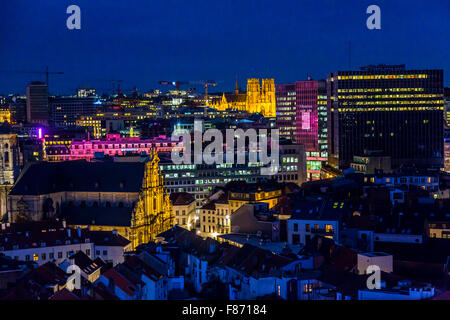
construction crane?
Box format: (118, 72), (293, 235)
(95, 79), (123, 95)
(198, 80), (217, 105)
(0, 66), (64, 90)
(158, 80), (217, 103)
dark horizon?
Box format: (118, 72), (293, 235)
(0, 0), (449, 95)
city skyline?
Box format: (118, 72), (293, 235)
(1, 0), (449, 94)
(0, 0), (449, 304)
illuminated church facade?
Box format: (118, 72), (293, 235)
(7, 151), (173, 250)
(210, 78), (276, 118)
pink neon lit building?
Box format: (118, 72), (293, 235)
(48, 133), (182, 162)
(276, 80), (328, 180)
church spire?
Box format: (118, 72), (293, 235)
(235, 76), (239, 95)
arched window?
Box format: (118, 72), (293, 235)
(105, 201), (111, 208)
(118, 202), (124, 208)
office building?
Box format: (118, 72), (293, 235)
(327, 65), (444, 169)
(276, 80), (328, 180)
(26, 82), (49, 125)
(160, 142), (306, 208)
(50, 97), (97, 127)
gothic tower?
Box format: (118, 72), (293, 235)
(0, 133), (20, 217)
(246, 78), (260, 114)
(131, 150), (173, 249)
(261, 79), (276, 117)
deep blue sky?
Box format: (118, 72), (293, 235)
(0, 0), (449, 95)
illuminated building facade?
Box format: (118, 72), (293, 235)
(170, 192), (196, 230)
(76, 110), (156, 138)
(211, 79), (276, 117)
(0, 108), (11, 123)
(445, 87), (450, 129)
(327, 65), (444, 169)
(445, 138), (450, 172)
(7, 154), (173, 250)
(0, 132), (20, 216)
(49, 133), (181, 162)
(160, 143), (306, 209)
(276, 80), (328, 180)
(275, 83), (296, 142)
(49, 97), (97, 127)
(199, 197), (231, 237)
(77, 87), (97, 98)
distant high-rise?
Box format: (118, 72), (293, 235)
(276, 79), (328, 180)
(327, 64), (444, 170)
(50, 97), (97, 127)
(26, 82), (49, 125)
(444, 87), (450, 129)
(275, 83), (296, 142)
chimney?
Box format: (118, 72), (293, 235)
(62, 220), (67, 228)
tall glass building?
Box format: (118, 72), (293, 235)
(276, 79), (328, 180)
(327, 64), (444, 170)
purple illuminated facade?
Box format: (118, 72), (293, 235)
(294, 81), (320, 152)
(276, 80), (327, 153)
(276, 80), (328, 180)
(46, 133), (182, 162)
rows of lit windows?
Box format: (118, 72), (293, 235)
(340, 100), (443, 106)
(338, 94), (441, 99)
(336, 106), (444, 112)
(338, 88), (425, 93)
(276, 97), (296, 101)
(337, 74), (428, 80)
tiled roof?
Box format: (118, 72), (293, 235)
(170, 192), (195, 205)
(219, 244), (293, 278)
(102, 268), (138, 297)
(69, 251), (101, 275)
(49, 288), (80, 300)
(61, 204), (133, 227)
(0, 226), (130, 250)
(9, 160), (145, 195)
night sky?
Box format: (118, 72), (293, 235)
(0, 0), (449, 95)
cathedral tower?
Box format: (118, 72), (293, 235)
(246, 78), (260, 114)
